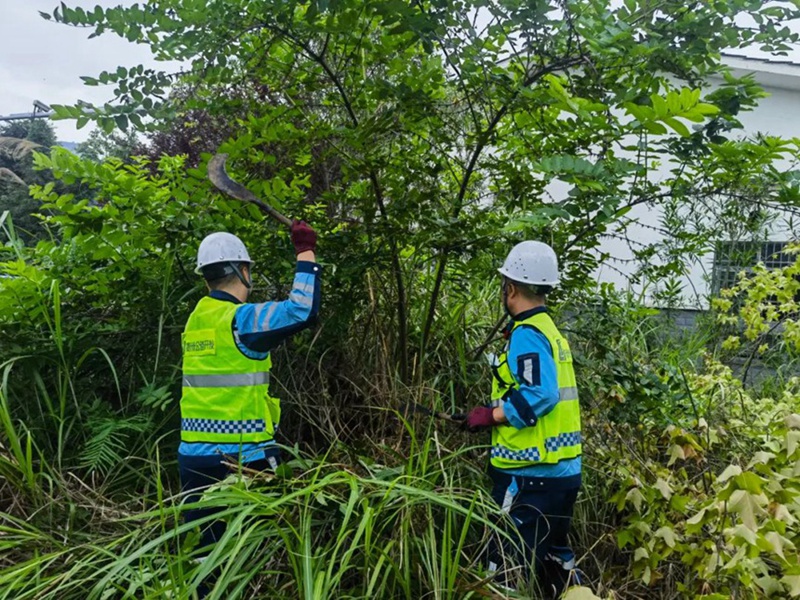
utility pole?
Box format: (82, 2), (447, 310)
(0, 100), (54, 123)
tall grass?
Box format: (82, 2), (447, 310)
(0, 433), (533, 600)
(11, 212), (788, 598)
(0, 252), (524, 597)
(0, 253), (638, 599)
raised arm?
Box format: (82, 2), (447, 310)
(234, 220), (321, 355)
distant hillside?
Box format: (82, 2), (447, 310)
(58, 141), (78, 152)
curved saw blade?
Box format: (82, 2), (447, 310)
(207, 153), (292, 227)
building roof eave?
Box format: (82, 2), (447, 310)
(718, 52), (800, 92)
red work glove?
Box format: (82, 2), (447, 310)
(290, 220), (317, 255)
(465, 406), (496, 433)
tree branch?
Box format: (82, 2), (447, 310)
(420, 54), (588, 360)
(270, 22), (411, 381)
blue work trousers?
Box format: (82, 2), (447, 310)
(488, 466), (581, 598)
(178, 452), (280, 550)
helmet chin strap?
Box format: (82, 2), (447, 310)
(502, 277), (512, 317)
(229, 262), (252, 290)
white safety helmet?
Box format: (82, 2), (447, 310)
(498, 241), (559, 286)
(195, 232), (253, 274)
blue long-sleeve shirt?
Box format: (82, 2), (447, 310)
(178, 261), (321, 462)
(497, 307), (581, 478)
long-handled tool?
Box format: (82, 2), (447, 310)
(209, 154), (463, 424)
(207, 153), (293, 228)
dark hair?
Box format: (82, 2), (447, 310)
(508, 279), (552, 300)
(202, 262), (248, 290)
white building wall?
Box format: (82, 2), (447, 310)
(591, 56), (800, 308)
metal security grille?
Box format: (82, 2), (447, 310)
(712, 241), (793, 294)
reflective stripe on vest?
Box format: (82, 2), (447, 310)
(180, 297), (279, 444)
(183, 372), (270, 388)
(560, 386), (578, 401)
(490, 311), (582, 469)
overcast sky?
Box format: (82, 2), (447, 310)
(1, 1), (799, 145)
(0, 0), (161, 143)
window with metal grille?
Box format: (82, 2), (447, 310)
(712, 241), (793, 295)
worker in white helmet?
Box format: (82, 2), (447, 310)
(178, 220), (319, 571)
(464, 241), (583, 598)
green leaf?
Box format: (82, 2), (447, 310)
(668, 443), (685, 465)
(773, 503), (794, 523)
(100, 117), (115, 134)
(747, 451), (775, 468)
(642, 120), (668, 135)
(756, 575), (783, 596)
(625, 487), (645, 513)
(733, 472), (764, 494)
(728, 489), (768, 531)
(624, 103), (653, 122)
(663, 117), (691, 137)
(787, 430), (800, 457)
(730, 524), (758, 545)
(783, 575), (800, 597)
(655, 526), (677, 548)
(666, 90), (681, 114)
(687, 507), (708, 528)
(654, 478), (672, 500)
(717, 464), (742, 483)
(617, 528), (636, 549)
(49, 104), (72, 120)
(651, 94), (668, 117)
(563, 588), (602, 600)
(694, 102), (720, 116)
(762, 531), (794, 559)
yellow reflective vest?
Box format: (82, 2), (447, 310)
(180, 297), (280, 444)
(490, 310), (581, 469)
